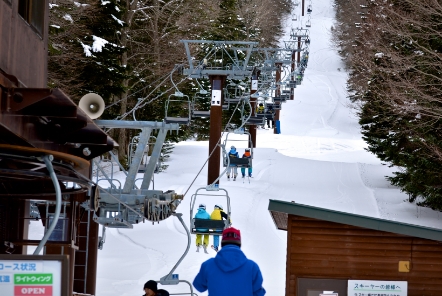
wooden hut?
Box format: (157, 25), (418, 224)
(268, 199), (442, 296)
(1, 0), (116, 295)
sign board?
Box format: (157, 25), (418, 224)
(251, 80), (258, 90)
(211, 89), (221, 106)
(348, 280), (407, 296)
(0, 255), (69, 296)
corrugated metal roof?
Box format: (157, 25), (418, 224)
(268, 199), (442, 242)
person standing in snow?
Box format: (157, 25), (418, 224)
(194, 204), (210, 253)
(210, 205), (230, 252)
(193, 227), (266, 296)
(241, 148), (252, 178)
(227, 146), (239, 181)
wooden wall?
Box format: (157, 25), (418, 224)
(0, 0), (48, 87)
(286, 215), (442, 296)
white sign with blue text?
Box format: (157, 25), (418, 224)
(348, 280), (407, 296)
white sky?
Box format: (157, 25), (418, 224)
(30, 0), (442, 295)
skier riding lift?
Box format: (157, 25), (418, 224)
(227, 146), (239, 181)
(241, 148), (252, 178)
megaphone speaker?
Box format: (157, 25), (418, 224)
(79, 93), (105, 119)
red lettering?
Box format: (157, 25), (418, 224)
(14, 286), (52, 296)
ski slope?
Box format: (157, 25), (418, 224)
(90, 0), (442, 295)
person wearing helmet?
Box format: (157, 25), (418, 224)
(227, 146), (239, 181)
(210, 205), (230, 252)
(194, 204), (210, 253)
(241, 148), (252, 178)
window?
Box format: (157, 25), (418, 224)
(297, 278), (348, 296)
(18, 0), (45, 37)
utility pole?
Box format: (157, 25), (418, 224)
(274, 62), (282, 134)
(249, 68), (260, 147)
(208, 75), (226, 185)
(291, 49), (296, 100)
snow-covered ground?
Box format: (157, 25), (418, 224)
(30, 0), (442, 295)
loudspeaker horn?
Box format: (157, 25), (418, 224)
(79, 93), (105, 119)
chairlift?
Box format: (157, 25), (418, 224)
(307, 5), (312, 13)
(164, 92), (191, 124)
(224, 83), (249, 104)
(293, 0), (300, 6)
(190, 187), (231, 235)
(306, 18), (311, 28)
(191, 90), (211, 118)
(292, 15), (298, 21)
(222, 129), (254, 168)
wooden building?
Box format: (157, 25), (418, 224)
(0, 0), (116, 295)
(268, 199), (442, 296)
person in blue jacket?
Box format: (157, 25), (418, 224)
(227, 146), (239, 181)
(194, 204), (211, 254)
(193, 227), (266, 296)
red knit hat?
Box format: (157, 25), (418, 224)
(221, 227), (241, 247)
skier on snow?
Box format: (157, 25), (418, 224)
(193, 227), (266, 296)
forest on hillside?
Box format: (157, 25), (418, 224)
(47, 0), (292, 161)
(333, 0), (442, 210)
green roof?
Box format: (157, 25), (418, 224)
(268, 199), (442, 242)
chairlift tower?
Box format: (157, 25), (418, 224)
(180, 40), (258, 185)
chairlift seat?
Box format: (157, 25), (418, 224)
(224, 98), (242, 103)
(192, 110), (210, 118)
(191, 218), (229, 234)
(222, 104), (230, 110)
(164, 117), (190, 124)
(273, 97), (283, 103)
(229, 157), (251, 167)
(245, 116), (265, 126)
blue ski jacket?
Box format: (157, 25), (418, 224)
(193, 245), (266, 296)
(228, 149), (239, 167)
(194, 208), (211, 232)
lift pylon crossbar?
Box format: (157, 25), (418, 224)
(180, 40), (258, 79)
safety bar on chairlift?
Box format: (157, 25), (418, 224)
(34, 155), (62, 255)
(159, 213), (194, 296)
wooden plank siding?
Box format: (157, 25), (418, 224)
(286, 215), (442, 296)
(0, 0), (48, 87)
